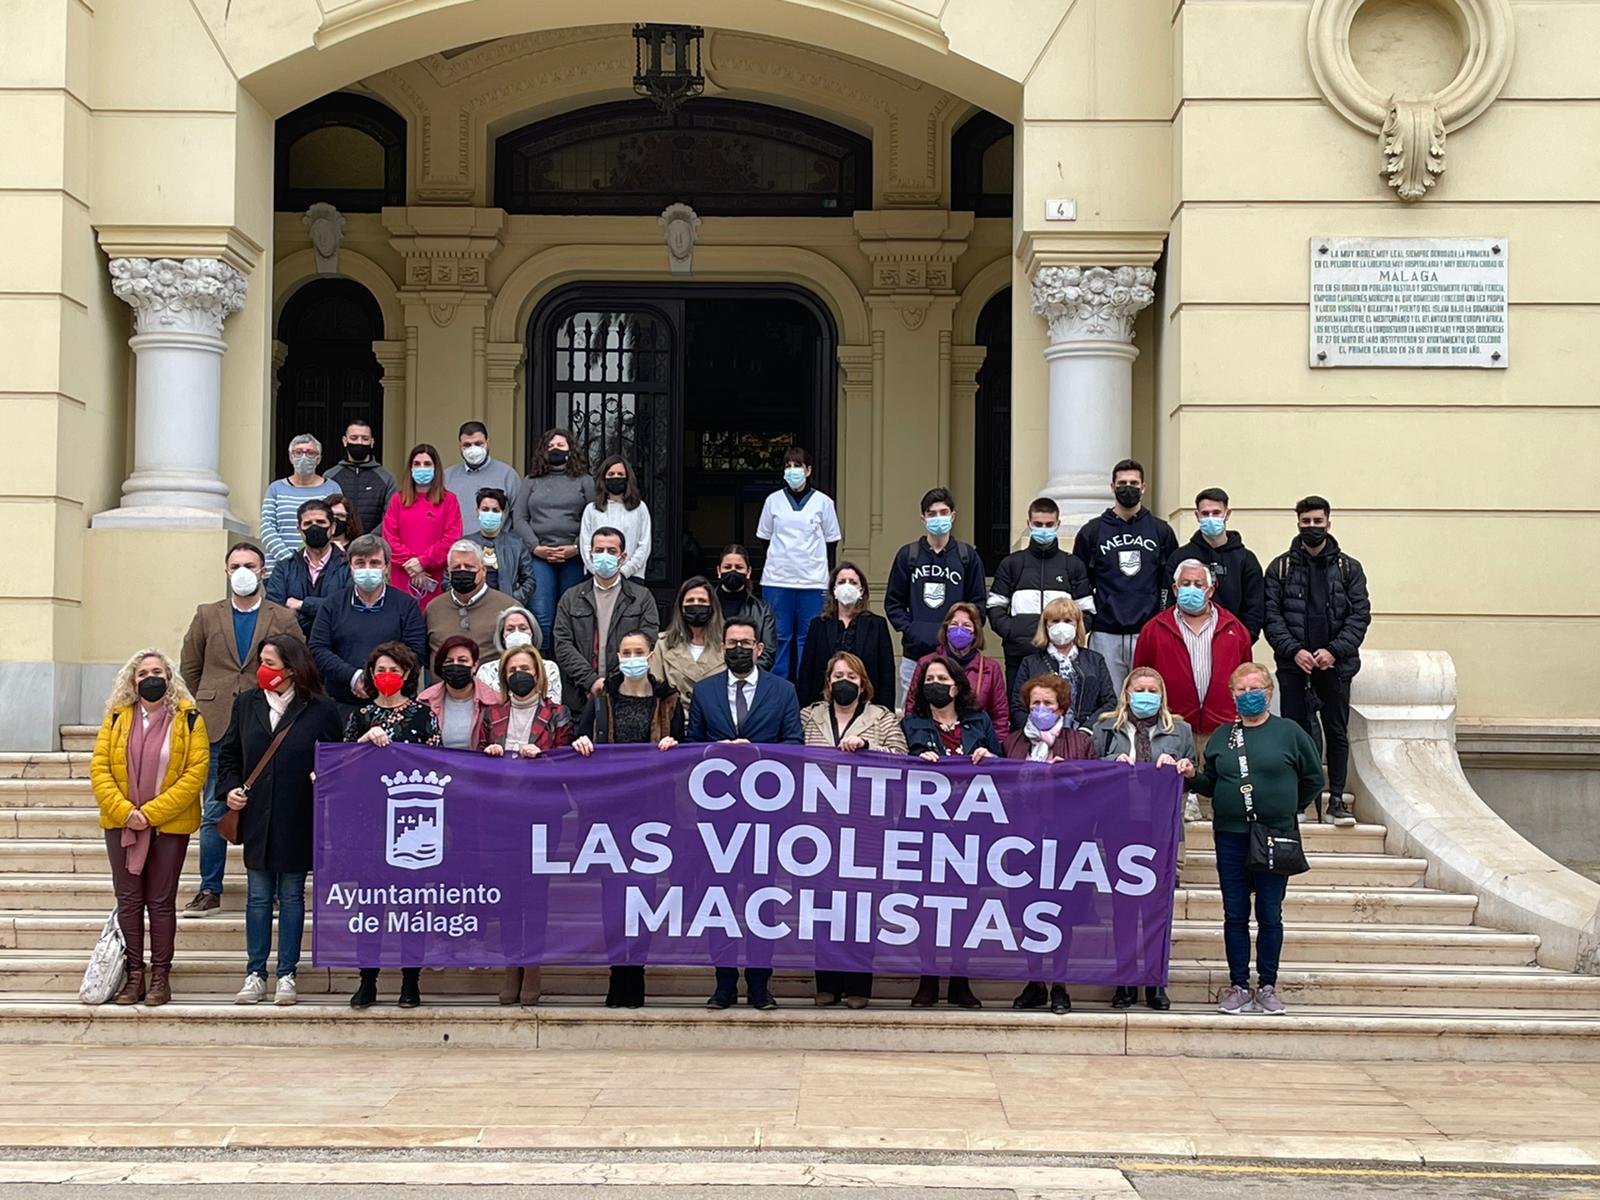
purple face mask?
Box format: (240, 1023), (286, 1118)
(945, 625), (976, 652)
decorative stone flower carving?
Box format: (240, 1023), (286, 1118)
(109, 258), (248, 337)
(1029, 266), (1156, 343)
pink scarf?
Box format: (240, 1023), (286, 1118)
(121, 704), (174, 875)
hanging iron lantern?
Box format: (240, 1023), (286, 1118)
(632, 24), (705, 114)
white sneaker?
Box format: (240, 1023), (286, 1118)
(274, 973), (298, 1006)
(234, 973), (267, 1004)
(1182, 792), (1202, 823)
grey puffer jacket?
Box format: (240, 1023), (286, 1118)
(1091, 713), (1196, 764)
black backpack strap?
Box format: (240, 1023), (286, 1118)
(186, 710), (199, 732)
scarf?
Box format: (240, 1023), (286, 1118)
(1022, 719), (1062, 763)
(1131, 714), (1160, 765)
(1047, 643), (1078, 685)
(121, 703), (174, 875)
(265, 686), (295, 730)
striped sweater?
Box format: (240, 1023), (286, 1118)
(259, 478), (343, 566)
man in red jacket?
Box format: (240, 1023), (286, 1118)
(1133, 558), (1254, 742)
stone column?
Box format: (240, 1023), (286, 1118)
(93, 257), (249, 530)
(1028, 265), (1156, 520)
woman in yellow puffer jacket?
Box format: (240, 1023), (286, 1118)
(89, 648), (208, 1007)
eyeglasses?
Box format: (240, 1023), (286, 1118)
(725, 639), (758, 649)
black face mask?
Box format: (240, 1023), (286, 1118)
(921, 681), (954, 710)
(439, 664), (474, 690)
(604, 476), (628, 496)
(1299, 526), (1329, 548)
(547, 449), (569, 467)
(507, 670), (538, 698)
(1114, 484), (1142, 509)
(682, 603), (712, 627)
(137, 676), (168, 703)
(345, 443), (372, 462)
(724, 646), (755, 676)
(449, 569), (479, 594)
(303, 525), (330, 550)
(719, 571), (747, 593)
(829, 680), (860, 707)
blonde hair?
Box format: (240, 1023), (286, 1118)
(1102, 666), (1175, 734)
(497, 645), (548, 702)
(1230, 661), (1274, 693)
(1032, 596), (1089, 650)
(104, 647), (193, 719)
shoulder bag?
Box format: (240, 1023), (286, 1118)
(215, 712), (299, 846)
(78, 911), (127, 1005)
(1231, 720), (1310, 876)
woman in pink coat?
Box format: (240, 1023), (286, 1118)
(903, 602), (1011, 738)
(381, 443), (461, 610)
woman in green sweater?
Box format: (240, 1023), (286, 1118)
(1184, 662), (1324, 1016)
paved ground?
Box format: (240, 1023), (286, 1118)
(3, 1043), (1598, 1165)
(1, 1162), (1599, 1198)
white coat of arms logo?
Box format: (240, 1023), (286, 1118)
(1117, 550), (1142, 577)
(922, 581), (946, 609)
(383, 769), (450, 871)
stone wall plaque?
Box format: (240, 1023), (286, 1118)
(1309, 236), (1508, 367)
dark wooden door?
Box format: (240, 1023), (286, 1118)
(529, 283), (836, 607)
(973, 287), (1013, 568)
(275, 279), (384, 476)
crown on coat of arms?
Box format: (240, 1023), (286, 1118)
(381, 769), (452, 796)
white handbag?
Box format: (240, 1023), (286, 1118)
(78, 911), (127, 1005)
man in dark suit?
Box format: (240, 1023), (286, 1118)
(685, 616), (803, 1011)
(178, 540), (303, 917)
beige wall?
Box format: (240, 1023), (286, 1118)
(0, 0), (1588, 730)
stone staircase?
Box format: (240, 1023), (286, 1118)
(2, 728), (1598, 1060)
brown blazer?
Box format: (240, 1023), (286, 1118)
(800, 701), (908, 754)
(179, 598), (303, 743)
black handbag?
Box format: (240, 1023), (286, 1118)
(1231, 721), (1310, 877)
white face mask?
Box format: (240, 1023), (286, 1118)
(229, 566), (260, 597)
(834, 582), (863, 608)
(1048, 621), (1075, 647)
(504, 630), (534, 650)
(463, 444), (488, 466)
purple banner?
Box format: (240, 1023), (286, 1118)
(313, 742), (1182, 984)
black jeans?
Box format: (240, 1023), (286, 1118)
(1277, 668), (1349, 797)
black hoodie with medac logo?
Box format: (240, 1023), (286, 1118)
(1071, 507), (1179, 636)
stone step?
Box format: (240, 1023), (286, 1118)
(0, 874), (1478, 926)
(4, 995), (1599, 1061)
(60, 727), (96, 754)
(8, 946), (1600, 1010)
(0, 780), (97, 809)
(0, 911), (1538, 964)
(0, 754), (91, 781)
(1181, 851), (1428, 889)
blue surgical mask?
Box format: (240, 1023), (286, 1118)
(591, 551), (620, 579)
(783, 467), (807, 490)
(1029, 705), (1060, 733)
(352, 567), (385, 592)
(925, 514), (953, 537)
(619, 657), (650, 680)
(478, 510), (503, 534)
(1029, 526), (1058, 546)
(1198, 516), (1227, 538)
(1129, 691), (1163, 719)
(411, 466), (435, 487)
(1176, 585), (1208, 614)
(1235, 689), (1268, 718)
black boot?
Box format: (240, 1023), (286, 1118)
(1049, 985), (1071, 1015)
(350, 968), (378, 1010)
(397, 967), (421, 1009)
(1145, 986), (1171, 1011)
(1012, 981), (1049, 1010)
(946, 976), (982, 1010)
(1110, 986), (1137, 1010)
(910, 975), (939, 1007)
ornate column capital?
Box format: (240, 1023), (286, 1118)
(1030, 265), (1156, 345)
(108, 257), (247, 338)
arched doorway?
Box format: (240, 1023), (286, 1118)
(527, 282), (837, 603)
(973, 287), (1012, 566)
(274, 279), (385, 477)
